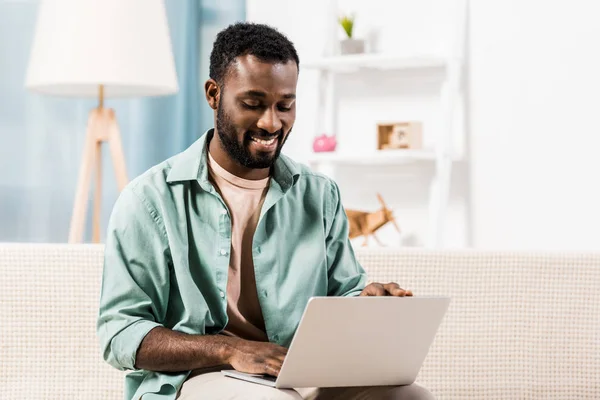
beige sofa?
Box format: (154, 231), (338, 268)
(1, 244), (599, 399)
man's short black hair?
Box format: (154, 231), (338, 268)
(209, 22), (300, 85)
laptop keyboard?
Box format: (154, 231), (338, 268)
(260, 375), (277, 382)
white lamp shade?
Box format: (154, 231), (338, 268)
(25, 0), (179, 98)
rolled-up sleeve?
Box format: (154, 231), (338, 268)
(97, 186), (171, 371)
(325, 180), (368, 297)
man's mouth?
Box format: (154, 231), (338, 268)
(248, 132), (280, 151)
(250, 135), (277, 146)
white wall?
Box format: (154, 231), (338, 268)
(469, 0), (600, 250)
(247, 0), (600, 250)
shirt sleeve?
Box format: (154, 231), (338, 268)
(325, 180), (368, 297)
(97, 186), (171, 371)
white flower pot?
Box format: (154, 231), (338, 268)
(340, 39), (365, 55)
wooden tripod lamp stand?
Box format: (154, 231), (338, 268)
(24, 0), (178, 243)
(68, 86), (129, 243)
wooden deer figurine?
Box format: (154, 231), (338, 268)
(345, 193), (401, 246)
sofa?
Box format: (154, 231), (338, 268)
(1, 243), (599, 399)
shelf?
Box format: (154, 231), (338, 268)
(307, 150), (439, 165)
(301, 53), (447, 73)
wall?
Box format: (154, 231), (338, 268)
(469, 0), (600, 250)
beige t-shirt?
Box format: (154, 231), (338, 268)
(207, 152), (269, 342)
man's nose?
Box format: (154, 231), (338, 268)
(256, 107), (283, 134)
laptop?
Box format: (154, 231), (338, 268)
(222, 295), (450, 388)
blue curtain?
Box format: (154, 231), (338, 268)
(0, 0), (245, 243)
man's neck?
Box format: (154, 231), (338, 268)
(208, 131), (271, 181)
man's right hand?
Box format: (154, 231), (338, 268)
(134, 327), (287, 374)
(228, 339), (288, 377)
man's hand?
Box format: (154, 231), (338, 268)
(228, 339), (288, 377)
(359, 282), (413, 297)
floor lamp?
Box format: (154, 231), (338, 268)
(25, 0), (178, 243)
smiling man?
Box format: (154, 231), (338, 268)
(97, 23), (433, 400)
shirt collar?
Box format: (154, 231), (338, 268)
(166, 129), (300, 192)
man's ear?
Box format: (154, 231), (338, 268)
(204, 79), (220, 110)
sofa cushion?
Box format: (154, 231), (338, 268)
(1, 244), (599, 399)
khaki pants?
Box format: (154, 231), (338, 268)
(176, 370), (435, 400)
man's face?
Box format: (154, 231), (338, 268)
(214, 55), (298, 169)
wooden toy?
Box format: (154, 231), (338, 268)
(345, 193), (400, 246)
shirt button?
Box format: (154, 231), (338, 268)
(221, 209), (228, 215)
(272, 334), (279, 341)
(255, 246), (261, 254)
(219, 290), (225, 299)
(220, 249), (228, 256)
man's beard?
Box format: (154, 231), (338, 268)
(216, 101), (289, 169)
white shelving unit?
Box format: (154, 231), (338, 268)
(302, 53), (448, 72)
(303, 4), (467, 248)
(308, 149), (438, 165)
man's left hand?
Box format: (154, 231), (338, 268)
(359, 282), (413, 297)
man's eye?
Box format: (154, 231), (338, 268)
(242, 103), (261, 110)
(278, 105), (292, 112)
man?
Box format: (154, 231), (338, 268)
(97, 22), (434, 400)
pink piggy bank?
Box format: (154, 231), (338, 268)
(312, 134), (337, 152)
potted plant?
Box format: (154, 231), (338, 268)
(338, 14), (365, 55)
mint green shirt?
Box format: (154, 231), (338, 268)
(97, 130), (367, 400)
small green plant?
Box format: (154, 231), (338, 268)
(338, 14), (355, 39)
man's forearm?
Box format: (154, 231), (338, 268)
(135, 326), (239, 372)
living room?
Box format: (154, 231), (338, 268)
(1, 0), (599, 399)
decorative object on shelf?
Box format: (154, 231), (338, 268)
(24, 0), (178, 244)
(345, 194), (400, 247)
(377, 121), (423, 150)
(312, 134), (337, 153)
(338, 14), (365, 55)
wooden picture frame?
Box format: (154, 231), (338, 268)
(377, 121), (423, 150)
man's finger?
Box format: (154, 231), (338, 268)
(359, 283), (386, 296)
(390, 287), (406, 297)
(382, 282), (400, 294)
(383, 282), (401, 290)
(395, 288), (413, 296)
(383, 282), (413, 297)
(373, 283), (387, 296)
(272, 345), (288, 356)
(265, 359), (282, 376)
(271, 352), (286, 363)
